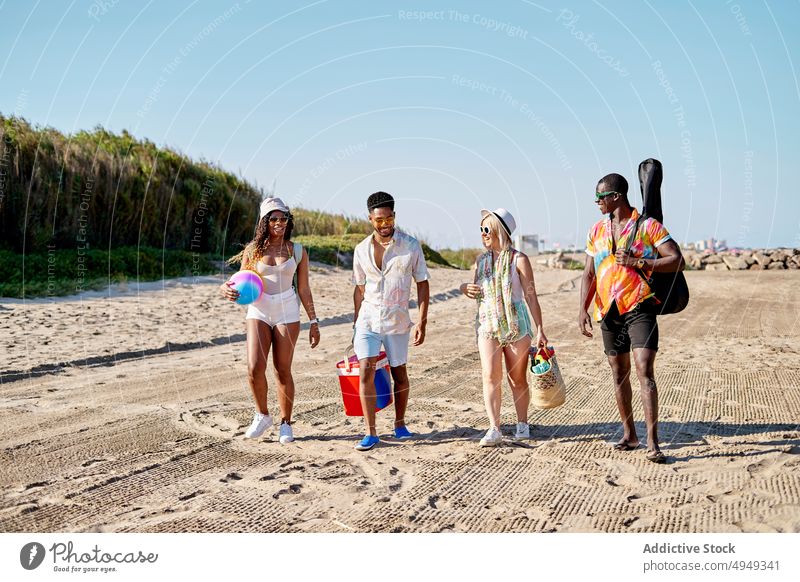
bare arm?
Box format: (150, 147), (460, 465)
(412, 279), (430, 346)
(615, 239), (685, 273)
(516, 254), (543, 327)
(296, 248), (319, 348)
(353, 284), (365, 325)
(296, 249), (316, 318)
(459, 261), (480, 298)
(651, 240), (685, 272)
(219, 249), (254, 302)
(578, 254), (596, 337)
(516, 253), (547, 348)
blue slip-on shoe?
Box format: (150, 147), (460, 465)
(393, 425), (414, 440)
(355, 435), (380, 451)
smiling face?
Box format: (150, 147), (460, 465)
(595, 183), (626, 214)
(369, 206), (395, 238)
(480, 217), (495, 249)
(480, 214), (511, 251)
(595, 174), (629, 215)
(595, 192), (618, 214)
(267, 210), (289, 238)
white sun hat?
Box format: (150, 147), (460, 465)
(480, 207), (516, 237)
(259, 197), (290, 220)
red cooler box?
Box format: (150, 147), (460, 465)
(336, 351), (393, 416)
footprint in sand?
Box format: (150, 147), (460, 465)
(272, 484), (303, 499)
(220, 472), (243, 483)
(177, 404), (251, 440)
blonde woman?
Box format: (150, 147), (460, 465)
(220, 197), (320, 444)
(460, 208), (548, 446)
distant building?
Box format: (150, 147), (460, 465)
(516, 234), (539, 256)
(691, 238), (727, 252)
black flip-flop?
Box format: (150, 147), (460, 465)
(613, 441), (639, 451)
(646, 450), (667, 464)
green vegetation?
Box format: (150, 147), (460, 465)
(0, 114), (260, 254)
(0, 247), (217, 298)
(0, 114), (465, 297)
(291, 208), (371, 236)
(420, 244), (454, 268)
(250, 234), (454, 269)
(293, 234), (366, 266)
(565, 259), (584, 270)
(438, 248), (483, 270)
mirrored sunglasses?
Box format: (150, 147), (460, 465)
(374, 216), (395, 227)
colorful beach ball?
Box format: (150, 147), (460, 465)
(229, 270), (264, 305)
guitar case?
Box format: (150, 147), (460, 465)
(631, 158), (689, 315)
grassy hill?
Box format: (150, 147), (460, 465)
(0, 115), (456, 297)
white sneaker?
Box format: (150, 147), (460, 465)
(244, 412), (273, 439)
(479, 427), (503, 447)
(279, 422), (294, 444)
(515, 422), (530, 440)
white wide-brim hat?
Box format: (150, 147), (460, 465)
(259, 197), (290, 220)
(480, 207), (516, 237)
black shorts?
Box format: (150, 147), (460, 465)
(600, 301), (659, 355)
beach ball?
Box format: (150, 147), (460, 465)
(229, 270), (264, 305)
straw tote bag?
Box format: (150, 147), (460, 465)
(530, 347), (566, 409)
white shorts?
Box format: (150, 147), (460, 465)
(246, 288), (301, 327)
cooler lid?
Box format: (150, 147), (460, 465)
(336, 351), (389, 372)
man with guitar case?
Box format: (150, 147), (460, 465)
(578, 166), (686, 463)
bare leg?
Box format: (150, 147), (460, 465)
(246, 319), (273, 415)
(608, 352), (638, 447)
(271, 322), (300, 424)
(390, 365), (410, 428)
(358, 357), (379, 436)
(504, 335), (532, 424)
(478, 337), (503, 429)
(633, 347), (660, 453)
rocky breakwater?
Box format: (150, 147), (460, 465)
(684, 248), (800, 271)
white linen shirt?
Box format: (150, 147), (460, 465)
(352, 229), (429, 335)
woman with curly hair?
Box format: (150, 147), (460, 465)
(220, 197), (320, 444)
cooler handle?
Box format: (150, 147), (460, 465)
(344, 344), (355, 373)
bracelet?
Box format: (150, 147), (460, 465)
(308, 318), (319, 325)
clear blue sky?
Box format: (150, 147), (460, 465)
(1, 0), (798, 250)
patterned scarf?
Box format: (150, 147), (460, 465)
(476, 249), (519, 345)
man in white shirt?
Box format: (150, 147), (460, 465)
(352, 191), (430, 451)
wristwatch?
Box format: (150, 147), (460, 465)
(636, 258), (646, 269)
(309, 318), (319, 326)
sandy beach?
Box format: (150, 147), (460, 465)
(1, 267), (799, 533)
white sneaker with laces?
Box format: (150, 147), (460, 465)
(244, 412), (273, 439)
(279, 422), (294, 444)
(479, 426), (503, 447)
(515, 422), (530, 440)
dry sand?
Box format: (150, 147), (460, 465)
(1, 267), (799, 533)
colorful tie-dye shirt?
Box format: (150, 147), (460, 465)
(585, 208), (672, 321)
